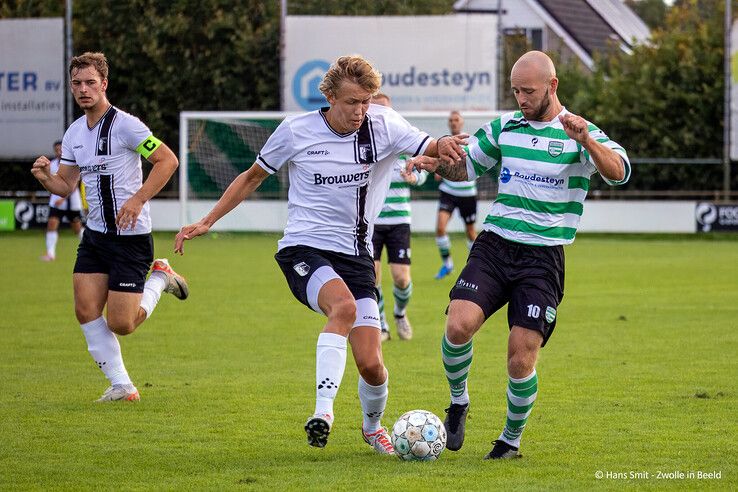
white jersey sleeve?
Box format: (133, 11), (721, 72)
(60, 132), (77, 167)
(256, 120), (296, 174)
(117, 114), (153, 153)
(384, 108), (432, 157)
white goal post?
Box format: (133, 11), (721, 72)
(178, 110), (503, 229)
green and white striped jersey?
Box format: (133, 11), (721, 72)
(439, 177), (477, 197)
(375, 156), (428, 225)
(465, 108), (631, 246)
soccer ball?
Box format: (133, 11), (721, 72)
(391, 409), (447, 461)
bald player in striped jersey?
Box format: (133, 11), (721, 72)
(31, 52), (188, 402)
(370, 93), (428, 342)
(433, 110), (478, 280)
(409, 51), (630, 460)
(175, 55), (464, 454)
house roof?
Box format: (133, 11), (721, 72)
(454, 0), (650, 68)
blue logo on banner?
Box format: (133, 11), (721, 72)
(293, 60), (330, 110)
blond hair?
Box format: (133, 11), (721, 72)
(319, 55), (382, 98)
(69, 52), (109, 79)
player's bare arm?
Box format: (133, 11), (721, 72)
(559, 113), (625, 181)
(407, 155), (469, 182)
(31, 156), (80, 197)
(426, 133), (469, 164)
(116, 142), (179, 231)
(174, 164), (270, 254)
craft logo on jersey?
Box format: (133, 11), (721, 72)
(292, 59), (331, 110)
(548, 141), (564, 157)
(293, 261), (310, 277)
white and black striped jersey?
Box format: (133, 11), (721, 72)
(257, 103), (431, 256)
(60, 106), (161, 235)
(49, 157), (83, 211)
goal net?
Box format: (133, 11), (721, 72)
(179, 110), (502, 226)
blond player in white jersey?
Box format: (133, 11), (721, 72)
(434, 110), (478, 280)
(40, 140), (84, 261)
(410, 51), (630, 460)
(370, 93), (428, 342)
(175, 55), (465, 454)
(31, 52), (189, 402)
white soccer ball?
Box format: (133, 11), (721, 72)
(391, 409), (447, 461)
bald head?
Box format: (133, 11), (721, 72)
(511, 51), (556, 83)
(510, 51), (562, 121)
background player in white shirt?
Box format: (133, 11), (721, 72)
(40, 140), (85, 261)
(31, 52), (189, 402)
(370, 93), (428, 342)
(175, 55), (465, 453)
(434, 111), (478, 280)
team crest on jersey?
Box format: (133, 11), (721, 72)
(545, 306), (557, 323)
(359, 143), (373, 162)
(548, 141), (564, 157)
(293, 261), (310, 277)
(98, 137), (108, 153)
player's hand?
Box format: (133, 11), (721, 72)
(400, 167), (418, 185)
(438, 133), (468, 165)
(31, 156), (52, 182)
(406, 155), (440, 174)
(174, 221), (210, 255)
(559, 113), (590, 145)
(116, 196), (144, 231)
(53, 198), (65, 207)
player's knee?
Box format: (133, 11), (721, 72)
(445, 316), (475, 344)
(107, 319), (136, 336)
(74, 305), (100, 324)
(357, 358), (386, 384)
(327, 297), (356, 327)
(394, 276), (410, 290)
(507, 352), (536, 378)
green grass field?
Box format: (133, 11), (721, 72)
(1, 230), (736, 490)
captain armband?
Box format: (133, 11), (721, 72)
(135, 135), (163, 159)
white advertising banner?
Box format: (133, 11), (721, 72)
(284, 15), (498, 112)
(0, 18), (65, 159)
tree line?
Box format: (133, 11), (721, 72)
(1, 0), (735, 194)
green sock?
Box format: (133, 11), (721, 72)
(442, 334), (472, 404)
(500, 370), (538, 448)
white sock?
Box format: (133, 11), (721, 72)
(80, 316), (132, 386)
(314, 332), (347, 417)
(359, 375), (388, 433)
(139, 271), (167, 318)
(46, 231), (58, 257)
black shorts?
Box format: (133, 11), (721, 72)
(372, 224), (411, 264)
(73, 229), (154, 293)
(49, 206), (81, 222)
(438, 191), (477, 224)
(275, 246), (377, 312)
(449, 231), (565, 346)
